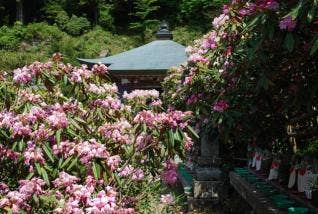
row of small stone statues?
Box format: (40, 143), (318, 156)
(248, 147), (318, 200)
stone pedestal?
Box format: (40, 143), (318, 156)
(178, 128), (223, 211)
(193, 129), (222, 201)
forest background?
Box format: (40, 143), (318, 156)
(0, 0), (227, 71)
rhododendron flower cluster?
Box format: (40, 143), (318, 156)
(123, 89), (159, 100)
(212, 13), (229, 29)
(99, 120), (132, 144)
(161, 160), (178, 186)
(0, 178), (45, 213)
(160, 193), (174, 205)
(92, 97), (123, 110)
(279, 16), (297, 32)
(213, 100), (230, 112)
(23, 141), (46, 167)
(87, 83), (118, 94)
(47, 111), (68, 129)
(0, 57), (195, 213)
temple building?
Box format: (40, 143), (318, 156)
(78, 23), (187, 92)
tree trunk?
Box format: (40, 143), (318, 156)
(16, 0), (24, 23)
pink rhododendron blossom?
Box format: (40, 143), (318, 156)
(212, 14), (229, 29)
(29, 106), (47, 120)
(31, 124), (52, 142)
(161, 160), (178, 185)
(76, 139), (110, 164)
(188, 53), (209, 64)
(19, 90), (42, 103)
(13, 67), (32, 84)
(69, 65), (92, 83)
(279, 16), (297, 32)
(86, 190), (117, 213)
(53, 172), (80, 188)
(12, 122), (32, 137)
(99, 120), (132, 144)
(47, 111), (68, 129)
(0, 191), (28, 214)
(123, 89), (159, 100)
(151, 99), (162, 107)
(186, 94), (202, 105)
(0, 112), (16, 128)
(87, 83), (118, 94)
(258, 0), (279, 10)
(131, 169), (145, 181)
(223, 4), (230, 14)
(53, 140), (76, 157)
(0, 183), (9, 194)
(133, 110), (156, 127)
(0, 145), (20, 161)
(183, 75), (193, 85)
(118, 165), (135, 177)
(213, 100), (230, 112)
(107, 155), (121, 171)
(184, 133), (194, 151)
(23, 141), (46, 166)
(92, 63), (108, 75)
(92, 97), (122, 110)
(18, 178), (45, 197)
(55, 199), (84, 214)
(160, 193), (174, 205)
(66, 184), (94, 205)
(135, 133), (152, 150)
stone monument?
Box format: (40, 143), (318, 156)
(180, 128), (223, 210)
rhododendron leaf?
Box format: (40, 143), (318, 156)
(60, 156), (72, 169)
(33, 195), (39, 205)
(174, 130), (182, 142)
(75, 117), (86, 124)
(63, 74), (68, 85)
(0, 129), (9, 139)
(12, 141), (18, 151)
(26, 172), (34, 180)
(70, 118), (83, 131)
(168, 130), (175, 148)
(114, 173), (123, 188)
(35, 163), (42, 175)
(18, 140), (25, 151)
(92, 162), (101, 179)
(186, 125), (199, 139)
(310, 36), (318, 56)
(55, 129), (62, 144)
(66, 127), (80, 138)
(43, 143), (54, 163)
(142, 123), (147, 132)
(67, 158), (78, 171)
(243, 14), (262, 33)
(288, 0), (305, 19)
(58, 158), (64, 168)
(307, 5), (317, 23)
(284, 33), (295, 52)
(41, 167), (50, 185)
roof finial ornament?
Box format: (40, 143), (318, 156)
(156, 20), (173, 40)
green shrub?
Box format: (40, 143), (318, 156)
(0, 50), (48, 71)
(172, 26), (203, 46)
(55, 10), (70, 30)
(64, 15), (91, 36)
(99, 4), (115, 31)
(24, 22), (65, 42)
(0, 22), (26, 50)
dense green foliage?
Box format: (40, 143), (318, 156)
(163, 0), (318, 160)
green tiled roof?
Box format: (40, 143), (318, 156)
(78, 40), (187, 73)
